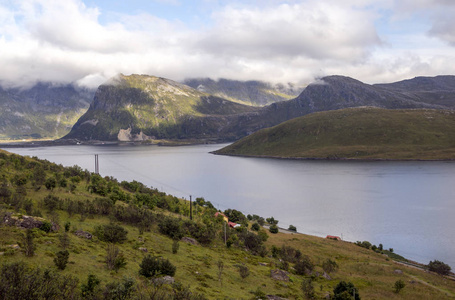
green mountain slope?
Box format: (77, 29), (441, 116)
(65, 75), (455, 143)
(64, 74), (259, 142)
(0, 83), (94, 141)
(214, 108), (455, 160)
(1, 149), (454, 299)
(183, 78), (304, 106)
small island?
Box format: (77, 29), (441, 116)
(214, 107), (455, 160)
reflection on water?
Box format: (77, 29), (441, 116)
(4, 144), (455, 268)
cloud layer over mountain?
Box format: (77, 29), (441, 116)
(1, 0), (455, 88)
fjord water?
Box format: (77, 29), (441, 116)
(6, 144), (455, 268)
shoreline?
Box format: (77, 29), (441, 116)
(211, 151), (455, 162)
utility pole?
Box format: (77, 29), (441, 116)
(94, 154), (99, 174)
(190, 195), (192, 220)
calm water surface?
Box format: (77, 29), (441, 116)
(5, 144), (455, 268)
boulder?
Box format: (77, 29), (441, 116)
(322, 272), (331, 280)
(153, 276), (175, 285)
(138, 247), (148, 252)
(394, 269), (403, 274)
(74, 230), (92, 239)
(181, 237), (198, 245)
(270, 269), (289, 281)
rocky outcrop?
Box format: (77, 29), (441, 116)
(181, 237), (198, 245)
(270, 269), (289, 281)
(74, 230), (93, 239)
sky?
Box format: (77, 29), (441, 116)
(1, 0), (455, 88)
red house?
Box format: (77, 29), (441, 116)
(326, 235), (341, 241)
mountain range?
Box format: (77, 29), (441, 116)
(0, 74), (454, 143)
(0, 83), (95, 140)
(64, 74), (455, 143)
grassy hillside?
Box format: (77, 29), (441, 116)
(214, 108), (455, 160)
(0, 149), (454, 299)
(64, 74), (258, 141)
(0, 83), (94, 141)
(183, 78), (303, 106)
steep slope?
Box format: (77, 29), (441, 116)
(64, 74), (454, 143)
(183, 78), (303, 106)
(0, 83), (94, 140)
(1, 149), (454, 299)
(214, 107), (455, 160)
(374, 75), (455, 108)
(64, 74), (259, 141)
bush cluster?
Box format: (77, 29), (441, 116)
(139, 255), (176, 278)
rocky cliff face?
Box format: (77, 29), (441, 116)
(63, 74), (455, 143)
(0, 83), (94, 140)
(183, 78), (303, 106)
(64, 74), (259, 142)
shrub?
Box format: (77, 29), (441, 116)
(288, 225), (297, 232)
(23, 229), (35, 257)
(103, 277), (135, 300)
(54, 250), (69, 270)
(95, 223), (128, 244)
(64, 221), (71, 232)
(301, 278), (315, 299)
(106, 244), (127, 272)
(44, 178), (56, 190)
(295, 255), (314, 275)
(59, 232), (70, 249)
(0, 262), (79, 299)
(39, 221), (52, 233)
(224, 209), (246, 223)
(43, 195), (60, 211)
(269, 224), (279, 234)
(158, 216), (183, 240)
(251, 222), (260, 231)
(333, 281), (360, 300)
(172, 240), (179, 254)
(322, 258), (339, 274)
(394, 279), (405, 293)
(81, 274), (101, 299)
(139, 255), (176, 278)
(238, 265), (250, 279)
(266, 217), (278, 225)
(428, 260), (451, 276)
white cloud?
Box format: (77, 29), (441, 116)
(0, 0), (454, 89)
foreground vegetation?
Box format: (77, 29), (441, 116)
(0, 149), (454, 299)
(214, 108), (455, 160)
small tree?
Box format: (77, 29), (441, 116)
(295, 255), (314, 275)
(81, 274), (101, 299)
(238, 265), (250, 279)
(59, 232), (70, 249)
(428, 260), (451, 276)
(251, 222), (260, 231)
(288, 225), (297, 232)
(301, 278), (315, 299)
(322, 258), (339, 274)
(217, 260), (224, 287)
(333, 281), (360, 300)
(54, 250), (69, 270)
(45, 178), (57, 191)
(172, 240), (179, 254)
(23, 228), (35, 257)
(269, 224), (279, 234)
(95, 223), (128, 243)
(106, 244), (127, 272)
(139, 255), (176, 278)
(394, 280), (405, 293)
